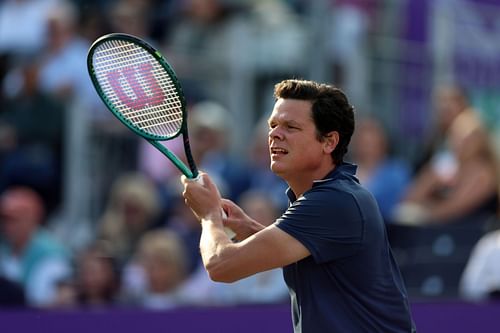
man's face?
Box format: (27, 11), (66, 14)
(0, 189), (41, 248)
(435, 87), (466, 131)
(267, 98), (329, 180)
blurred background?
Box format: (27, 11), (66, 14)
(0, 0), (499, 331)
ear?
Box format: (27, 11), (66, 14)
(322, 131), (339, 154)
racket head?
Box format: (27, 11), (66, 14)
(87, 33), (187, 141)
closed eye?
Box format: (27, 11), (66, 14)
(286, 122), (301, 130)
(268, 120), (301, 131)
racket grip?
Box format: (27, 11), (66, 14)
(221, 210), (236, 240)
(194, 175), (236, 240)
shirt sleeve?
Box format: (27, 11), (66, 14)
(459, 231), (500, 300)
(276, 188), (364, 263)
(25, 257), (72, 307)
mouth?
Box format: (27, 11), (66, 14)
(270, 147), (288, 156)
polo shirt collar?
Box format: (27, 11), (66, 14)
(312, 162), (358, 185)
(285, 162), (358, 202)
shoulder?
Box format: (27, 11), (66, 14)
(473, 230), (500, 253)
(379, 159), (411, 177)
(279, 179), (368, 233)
(305, 177), (374, 209)
(29, 230), (69, 258)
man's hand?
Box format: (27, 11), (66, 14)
(221, 199), (267, 241)
(181, 173), (223, 223)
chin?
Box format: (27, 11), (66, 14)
(270, 162), (286, 177)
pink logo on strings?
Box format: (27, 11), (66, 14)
(106, 62), (165, 109)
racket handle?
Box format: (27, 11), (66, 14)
(194, 175), (236, 240)
(221, 210), (236, 240)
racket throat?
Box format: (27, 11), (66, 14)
(148, 140), (196, 178)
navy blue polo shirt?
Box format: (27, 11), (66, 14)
(276, 163), (416, 333)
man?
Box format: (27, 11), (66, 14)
(0, 186), (72, 307)
(182, 79), (416, 332)
(412, 84), (470, 173)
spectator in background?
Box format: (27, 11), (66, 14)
(141, 103), (254, 276)
(0, 59), (65, 213)
(222, 190), (289, 304)
(108, 0), (151, 39)
(77, 2), (110, 44)
(50, 240), (121, 309)
(325, 0), (372, 112)
(0, 0), (60, 55)
(120, 229), (188, 310)
(73, 240), (120, 307)
(37, 0), (101, 114)
(393, 108), (498, 225)
(350, 117), (411, 223)
(162, 192), (204, 277)
(413, 84), (471, 174)
(0, 186), (72, 308)
(97, 173), (163, 267)
(162, 0), (248, 87)
(460, 228), (500, 301)
(188, 101), (250, 201)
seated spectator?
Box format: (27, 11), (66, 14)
(162, 192), (204, 276)
(393, 109), (498, 225)
(188, 101), (250, 201)
(0, 186), (72, 308)
(350, 117), (411, 223)
(37, 0), (101, 112)
(0, 58), (65, 214)
(108, 0), (150, 39)
(97, 173), (163, 267)
(0, 0), (59, 55)
(138, 101), (250, 203)
(460, 228), (500, 301)
(161, 0), (249, 99)
(413, 84), (471, 173)
(51, 240), (121, 309)
(120, 230), (188, 310)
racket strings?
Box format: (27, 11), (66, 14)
(92, 39), (183, 137)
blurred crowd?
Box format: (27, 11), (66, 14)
(0, 0), (499, 310)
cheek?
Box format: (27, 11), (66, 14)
(2, 221), (25, 238)
(293, 140), (324, 165)
(300, 137), (324, 153)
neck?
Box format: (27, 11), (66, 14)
(11, 233), (34, 255)
(288, 163), (336, 197)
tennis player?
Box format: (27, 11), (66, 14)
(182, 79), (416, 332)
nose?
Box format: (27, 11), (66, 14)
(268, 126), (283, 141)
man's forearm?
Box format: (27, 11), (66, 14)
(198, 214), (271, 282)
(199, 218), (236, 282)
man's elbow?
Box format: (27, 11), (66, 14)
(204, 259), (239, 283)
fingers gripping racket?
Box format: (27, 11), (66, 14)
(87, 33), (235, 238)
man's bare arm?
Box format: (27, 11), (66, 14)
(182, 173), (309, 283)
(200, 221), (310, 283)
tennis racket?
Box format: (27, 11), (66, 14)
(87, 33), (235, 238)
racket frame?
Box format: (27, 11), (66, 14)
(87, 33), (198, 178)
